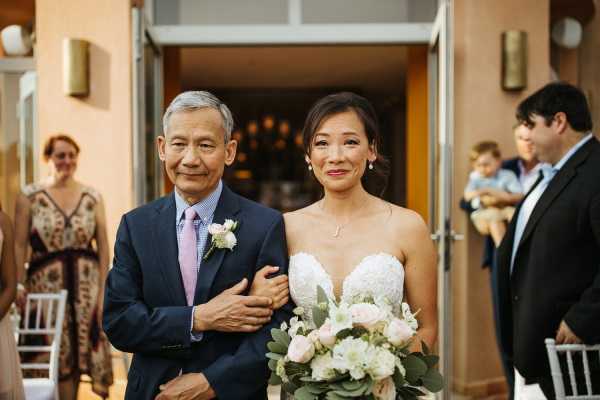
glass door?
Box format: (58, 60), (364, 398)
(429, 1), (459, 398)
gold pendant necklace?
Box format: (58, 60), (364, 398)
(333, 226), (341, 238)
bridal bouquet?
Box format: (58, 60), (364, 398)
(266, 287), (443, 400)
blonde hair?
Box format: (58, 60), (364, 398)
(469, 141), (501, 162)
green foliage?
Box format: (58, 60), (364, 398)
(267, 341), (288, 354)
(269, 372), (282, 385)
(271, 328), (291, 346)
(403, 354), (428, 384)
(268, 359), (278, 371)
(266, 352), (283, 361)
(313, 305), (328, 328)
(421, 368), (444, 392)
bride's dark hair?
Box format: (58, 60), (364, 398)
(302, 92), (390, 196)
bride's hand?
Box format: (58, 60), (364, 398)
(250, 266), (289, 310)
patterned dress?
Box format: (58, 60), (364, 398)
(0, 227), (26, 400)
(20, 183), (113, 397)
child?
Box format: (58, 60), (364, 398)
(464, 141), (524, 246)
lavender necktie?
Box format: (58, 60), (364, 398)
(179, 207), (198, 306)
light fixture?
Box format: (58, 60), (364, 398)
(63, 38), (90, 96)
(551, 17), (583, 49)
(501, 30), (527, 91)
(0, 25), (32, 56)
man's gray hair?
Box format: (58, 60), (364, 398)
(162, 91), (234, 142)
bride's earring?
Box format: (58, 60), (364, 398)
(308, 164), (313, 171)
(368, 162), (374, 170)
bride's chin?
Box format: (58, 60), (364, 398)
(321, 180), (361, 193)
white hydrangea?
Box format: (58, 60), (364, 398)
(310, 352), (336, 381)
(367, 347), (396, 380)
(332, 337), (369, 380)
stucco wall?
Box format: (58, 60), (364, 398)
(452, 0), (550, 394)
(36, 0), (132, 256)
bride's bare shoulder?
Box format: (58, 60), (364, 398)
(284, 203), (321, 235)
(385, 202), (429, 235)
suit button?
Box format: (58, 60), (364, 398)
(513, 295), (519, 301)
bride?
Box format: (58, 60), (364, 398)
(254, 92), (437, 352)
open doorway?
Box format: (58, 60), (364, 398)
(162, 45), (420, 211)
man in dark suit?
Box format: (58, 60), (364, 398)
(497, 82), (600, 397)
(103, 91), (292, 399)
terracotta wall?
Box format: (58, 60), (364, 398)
(405, 45), (429, 221)
(36, 0), (132, 255)
(579, 9), (600, 136)
(452, 0), (550, 395)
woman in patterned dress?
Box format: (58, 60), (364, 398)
(14, 134), (113, 399)
(0, 206), (26, 400)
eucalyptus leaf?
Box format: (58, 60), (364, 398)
(393, 367), (406, 387)
(423, 355), (439, 368)
(312, 305), (327, 328)
(317, 285), (329, 305)
(282, 381), (298, 395)
(271, 328), (291, 346)
(267, 341), (288, 354)
(326, 392), (352, 400)
(268, 359), (278, 371)
(268, 372), (282, 385)
(404, 354), (428, 384)
(294, 386), (317, 400)
(266, 352), (283, 360)
(341, 380), (363, 391)
(306, 384), (328, 394)
(421, 368), (444, 392)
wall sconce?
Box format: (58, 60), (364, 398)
(501, 30), (527, 91)
(0, 25), (33, 56)
(63, 38), (89, 96)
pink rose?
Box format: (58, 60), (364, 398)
(287, 335), (315, 364)
(384, 318), (414, 346)
(318, 321), (337, 348)
(372, 377), (396, 400)
(350, 303), (384, 330)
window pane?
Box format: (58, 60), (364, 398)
(302, 0), (437, 24)
(154, 0), (288, 25)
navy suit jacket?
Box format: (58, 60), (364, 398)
(103, 184), (293, 399)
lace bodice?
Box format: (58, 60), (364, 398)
(288, 252), (405, 326)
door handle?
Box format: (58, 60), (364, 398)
(430, 230), (463, 242)
(450, 231), (464, 241)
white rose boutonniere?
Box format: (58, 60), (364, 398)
(204, 219), (239, 260)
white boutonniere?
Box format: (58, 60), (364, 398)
(204, 219), (239, 260)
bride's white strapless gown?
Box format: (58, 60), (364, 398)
(288, 252), (405, 323)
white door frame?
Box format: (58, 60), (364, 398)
(429, 2), (457, 399)
(18, 71), (38, 190)
(132, 7), (164, 206)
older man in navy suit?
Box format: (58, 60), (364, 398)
(103, 91), (292, 400)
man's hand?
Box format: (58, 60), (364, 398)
(249, 265), (289, 310)
(155, 373), (215, 400)
(194, 278), (273, 333)
(556, 320), (583, 344)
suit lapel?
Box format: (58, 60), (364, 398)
(194, 185), (241, 305)
(517, 139), (596, 249)
(152, 194), (187, 306)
